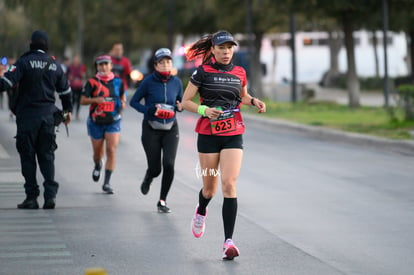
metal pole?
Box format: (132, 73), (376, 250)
(77, 0), (84, 59)
(166, 0), (174, 50)
(289, 10), (297, 103)
(382, 0), (389, 107)
(245, 0), (255, 96)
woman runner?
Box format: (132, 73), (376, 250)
(130, 48), (183, 213)
(182, 30), (266, 260)
(80, 55), (126, 194)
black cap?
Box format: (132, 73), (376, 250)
(31, 30), (49, 47)
(212, 31), (237, 46)
(154, 48), (172, 63)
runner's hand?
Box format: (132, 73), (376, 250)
(176, 100), (183, 112)
(64, 112), (72, 125)
(253, 99), (266, 113)
(205, 107), (223, 119)
(95, 97), (105, 104)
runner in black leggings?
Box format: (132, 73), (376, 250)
(141, 119), (179, 209)
(130, 48), (183, 213)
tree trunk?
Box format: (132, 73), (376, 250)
(404, 31), (411, 76)
(329, 31), (341, 74)
(249, 31), (264, 98)
(410, 30), (414, 78)
(321, 30), (342, 87)
(372, 30), (380, 78)
(76, 0), (84, 59)
(343, 13), (360, 108)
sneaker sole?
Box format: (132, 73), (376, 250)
(158, 208), (171, 213)
(223, 247), (240, 260)
(191, 227), (204, 238)
(103, 187), (114, 194)
(17, 205), (39, 209)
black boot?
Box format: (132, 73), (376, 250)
(43, 198), (56, 209)
(17, 198), (39, 209)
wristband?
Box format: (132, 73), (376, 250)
(250, 97), (256, 106)
(197, 105), (208, 116)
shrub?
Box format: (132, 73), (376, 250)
(396, 84), (414, 121)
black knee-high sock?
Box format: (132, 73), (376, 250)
(222, 197), (238, 240)
(104, 169), (112, 185)
(94, 161), (102, 170)
(197, 189), (211, 215)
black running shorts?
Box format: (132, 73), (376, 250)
(197, 134), (243, 153)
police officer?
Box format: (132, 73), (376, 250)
(0, 30), (72, 209)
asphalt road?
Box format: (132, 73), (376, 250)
(0, 105), (413, 275)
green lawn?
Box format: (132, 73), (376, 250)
(242, 100), (414, 140)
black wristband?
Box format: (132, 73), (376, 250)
(250, 97), (256, 106)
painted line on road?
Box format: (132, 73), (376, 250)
(0, 243), (67, 251)
(1, 258), (74, 265)
(0, 190), (22, 194)
(0, 219), (53, 224)
(0, 212), (50, 218)
(0, 144), (10, 159)
(0, 224), (57, 231)
(0, 171), (23, 183)
(0, 213), (73, 265)
(0, 236), (62, 242)
(0, 251), (72, 258)
(0, 230), (59, 236)
(0, 182), (22, 186)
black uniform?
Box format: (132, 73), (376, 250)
(0, 48), (72, 207)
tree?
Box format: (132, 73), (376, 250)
(388, 0), (414, 77)
(2, 0), (78, 58)
(203, 0), (287, 98)
(0, 3), (27, 57)
(312, 0), (382, 108)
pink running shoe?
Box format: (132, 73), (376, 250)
(191, 205), (207, 238)
(222, 239), (240, 260)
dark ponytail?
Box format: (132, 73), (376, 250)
(186, 33), (214, 65)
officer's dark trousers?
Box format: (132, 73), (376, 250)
(15, 114), (58, 200)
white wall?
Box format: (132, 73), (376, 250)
(261, 31), (409, 84)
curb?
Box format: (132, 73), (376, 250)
(243, 113), (414, 156)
